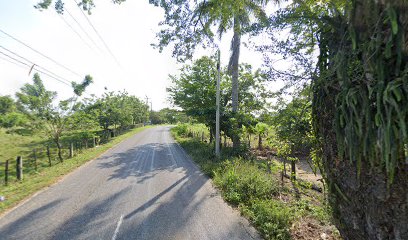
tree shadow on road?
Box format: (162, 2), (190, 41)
(0, 198), (65, 238)
(51, 186), (131, 240)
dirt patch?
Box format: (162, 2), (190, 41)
(291, 217), (340, 240)
(252, 148), (323, 188)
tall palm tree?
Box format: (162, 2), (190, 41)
(195, 0), (274, 150)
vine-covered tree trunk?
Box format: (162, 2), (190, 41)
(315, 85), (408, 240)
(313, 1), (408, 239)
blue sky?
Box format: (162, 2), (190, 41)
(0, 0), (269, 110)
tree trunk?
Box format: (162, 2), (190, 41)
(290, 160), (296, 181)
(258, 134), (262, 150)
(311, 1), (408, 239)
(56, 140), (63, 162)
(315, 91), (408, 239)
(230, 17), (241, 152)
(209, 127), (214, 143)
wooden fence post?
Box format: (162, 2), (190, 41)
(5, 160), (9, 186)
(33, 149), (37, 171)
(47, 146), (52, 167)
(16, 156), (23, 181)
(69, 143), (74, 158)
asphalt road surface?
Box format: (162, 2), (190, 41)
(0, 126), (260, 240)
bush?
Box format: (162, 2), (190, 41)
(214, 159), (279, 205)
(173, 123), (189, 137)
(241, 199), (292, 240)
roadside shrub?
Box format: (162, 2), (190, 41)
(214, 159), (279, 205)
(241, 199), (292, 240)
(173, 123), (188, 137)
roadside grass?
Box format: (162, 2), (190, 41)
(171, 124), (339, 240)
(0, 128), (45, 165)
(0, 125), (152, 214)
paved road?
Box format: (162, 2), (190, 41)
(0, 126), (260, 240)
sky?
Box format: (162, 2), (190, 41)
(0, 0), (272, 110)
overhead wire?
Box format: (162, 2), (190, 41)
(0, 28), (83, 78)
(72, 0), (123, 68)
(0, 45), (74, 85)
(58, 13), (96, 52)
(64, 7), (104, 54)
(0, 49), (71, 86)
(0, 54), (28, 70)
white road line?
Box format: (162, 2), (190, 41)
(111, 215), (124, 240)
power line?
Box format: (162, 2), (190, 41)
(0, 28), (83, 78)
(58, 13), (95, 52)
(64, 8), (104, 54)
(0, 45), (73, 85)
(0, 50), (71, 86)
(0, 54), (28, 70)
(72, 0), (122, 68)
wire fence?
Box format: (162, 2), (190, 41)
(0, 123), (144, 186)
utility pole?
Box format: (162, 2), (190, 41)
(145, 95), (150, 107)
(145, 95), (151, 124)
(215, 49), (221, 157)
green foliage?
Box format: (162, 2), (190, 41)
(272, 88), (312, 151)
(254, 122), (269, 136)
(172, 123), (189, 136)
(0, 112), (29, 128)
(214, 159), (279, 205)
(172, 124), (335, 240)
(71, 75), (93, 97)
(149, 108), (189, 124)
(241, 199), (292, 240)
(150, 0), (273, 61)
(16, 73), (56, 119)
(86, 91), (149, 130)
(0, 95), (16, 115)
(168, 56), (269, 141)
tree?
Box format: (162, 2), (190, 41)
(254, 122), (269, 150)
(168, 56), (268, 144)
(0, 96), (29, 129)
(0, 112), (29, 129)
(16, 73), (56, 120)
(35, 0), (277, 151)
(0, 95), (16, 115)
(16, 73), (93, 161)
(86, 91), (148, 132)
(150, 0), (275, 151)
(261, 0), (408, 238)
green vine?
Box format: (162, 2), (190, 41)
(327, 2), (408, 184)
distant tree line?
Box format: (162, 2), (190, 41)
(0, 73), (149, 160)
